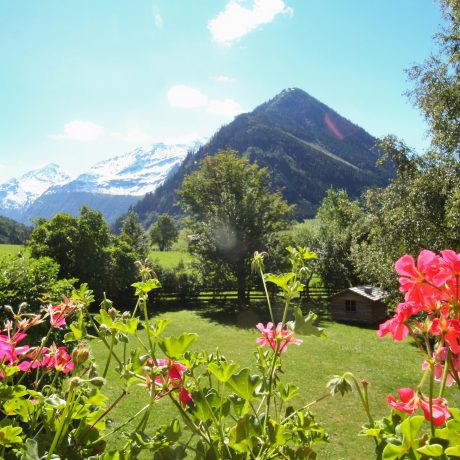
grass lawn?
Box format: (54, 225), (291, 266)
(90, 307), (460, 459)
(149, 250), (194, 268)
(0, 244), (25, 258)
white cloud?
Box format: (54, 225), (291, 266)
(152, 4), (163, 29)
(208, 0), (292, 46)
(214, 75), (236, 83)
(111, 128), (157, 143)
(167, 85), (208, 108)
(207, 98), (243, 118)
(49, 120), (105, 141)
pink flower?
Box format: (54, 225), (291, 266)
(430, 318), (460, 354)
(395, 251), (443, 304)
(387, 387), (450, 426)
(377, 302), (419, 341)
(145, 358), (192, 407)
(256, 322), (302, 352)
(41, 343), (74, 374)
(46, 297), (76, 329)
(387, 388), (418, 414)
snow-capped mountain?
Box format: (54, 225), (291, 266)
(55, 142), (198, 196)
(0, 141), (200, 224)
(0, 164), (71, 220)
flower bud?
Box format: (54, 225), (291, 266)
(122, 311), (130, 319)
(72, 345), (90, 364)
(108, 307), (118, 318)
(69, 377), (82, 388)
(99, 324), (109, 333)
(89, 377), (106, 387)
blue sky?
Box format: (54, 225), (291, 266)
(0, 0), (442, 182)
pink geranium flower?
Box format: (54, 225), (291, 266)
(387, 387), (450, 426)
(46, 297), (77, 329)
(145, 358), (192, 407)
(256, 322), (302, 352)
(395, 251), (443, 304)
(430, 318), (460, 354)
(377, 302), (420, 341)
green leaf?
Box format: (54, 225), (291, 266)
(277, 383), (299, 402)
(158, 333), (198, 358)
(0, 425), (23, 447)
(112, 317), (139, 334)
(227, 368), (260, 400)
(94, 309), (113, 328)
(264, 273), (295, 292)
(416, 444), (444, 457)
(445, 445), (460, 456)
(208, 361), (240, 383)
(290, 308), (326, 338)
(21, 438), (39, 460)
(132, 278), (161, 295)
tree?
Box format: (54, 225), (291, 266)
(28, 206), (140, 302)
(179, 149), (292, 304)
(120, 210), (148, 257)
(149, 213), (179, 251)
(407, 0), (460, 156)
(313, 189), (363, 287)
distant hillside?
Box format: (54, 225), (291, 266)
(0, 215), (31, 244)
(131, 88), (393, 225)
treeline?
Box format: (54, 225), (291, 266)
(0, 215), (31, 244)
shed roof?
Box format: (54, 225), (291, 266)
(330, 285), (385, 302)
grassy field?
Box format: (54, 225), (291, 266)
(149, 250), (194, 268)
(0, 244), (24, 258)
(90, 308), (460, 459)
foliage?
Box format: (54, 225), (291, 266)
(0, 254), (75, 312)
(0, 216), (31, 244)
(27, 206), (140, 303)
(341, 249), (460, 459)
(350, 138), (460, 305)
(0, 248), (337, 459)
(179, 149), (292, 303)
(407, 0), (460, 156)
(119, 210), (149, 258)
(149, 213), (179, 251)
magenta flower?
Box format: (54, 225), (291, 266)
(145, 358), (192, 407)
(256, 322), (302, 352)
(46, 297), (76, 329)
(387, 387), (450, 426)
(377, 302), (420, 341)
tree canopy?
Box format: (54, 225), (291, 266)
(179, 149), (291, 303)
(150, 213), (179, 251)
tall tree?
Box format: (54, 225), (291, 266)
(407, 0), (460, 156)
(149, 213), (179, 251)
(179, 150), (291, 303)
(120, 210), (148, 257)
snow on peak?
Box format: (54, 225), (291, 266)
(64, 141), (200, 196)
(0, 163), (71, 210)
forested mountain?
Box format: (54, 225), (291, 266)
(131, 88), (393, 225)
(0, 215), (31, 244)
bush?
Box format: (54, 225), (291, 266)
(0, 254), (75, 313)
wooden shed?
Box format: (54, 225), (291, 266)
(329, 285), (387, 325)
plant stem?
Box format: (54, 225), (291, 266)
(439, 348), (451, 398)
(260, 268), (274, 324)
(429, 361), (435, 437)
(102, 333), (116, 378)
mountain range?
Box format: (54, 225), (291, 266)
(130, 88), (393, 225)
(1, 88), (394, 227)
(0, 142), (199, 224)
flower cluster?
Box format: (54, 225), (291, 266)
(1, 311), (75, 377)
(256, 322), (303, 352)
(144, 358), (192, 407)
(387, 387), (450, 426)
(377, 249), (460, 427)
(45, 297), (77, 329)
